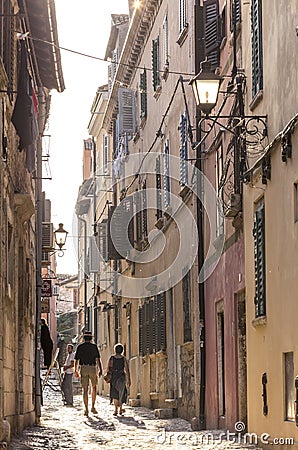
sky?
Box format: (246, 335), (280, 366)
(43, 1), (129, 275)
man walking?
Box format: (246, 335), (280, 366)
(61, 344), (75, 406)
(74, 331), (102, 416)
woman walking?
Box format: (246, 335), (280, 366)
(107, 343), (131, 416)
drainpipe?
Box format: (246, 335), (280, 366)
(92, 137), (98, 342)
(194, 0), (206, 430)
(35, 88), (44, 422)
(77, 216), (87, 330)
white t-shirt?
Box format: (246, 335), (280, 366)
(64, 352), (75, 374)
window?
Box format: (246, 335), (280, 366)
(140, 69), (147, 120)
(284, 352), (295, 421)
(156, 155), (162, 220)
(253, 200), (266, 317)
(135, 182), (148, 246)
(163, 14), (169, 72)
(182, 269), (192, 342)
(230, 0), (241, 32)
(179, 113), (188, 186)
(152, 37), (161, 92)
(118, 88), (136, 136)
(138, 293), (166, 356)
(203, 0), (220, 71)
(163, 140), (170, 209)
(102, 134), (109, 174)
(251, 0), (263, 98)
(179, 0), (187, 34)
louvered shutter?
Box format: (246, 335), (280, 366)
(142, 183), (148, 238)
(156, 156), (162, 219)
(112, 49), (118, 79)
(108, 198), (134, 260)
(179, 114), (188, 186)
(203, 0), (220, 71)
(182, 271), (192, 342)
(118, 88), (136, 135)
(89, 236), (100, 273)
(152, 37), (160, 91)
(149, 298), (155, 354)
(140, 69), (147, 119)
(230, 0), (241, 32)
(253, 204), (266, 317)
(145, 301), (150, 354)
(98, 221), (108, 262)
(138, 307), (144, 356)
(102, 134), (109, 174)
(163, 141), (170, 208)
(179, 0), (187, 33)
(159, 292), (167, 351)
(251, 0), (263, 98)
(163, 14), (169, 66)
(108, 64), (113, 95)
(135, 190), (142, 245)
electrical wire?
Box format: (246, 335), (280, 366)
(28, 35), (195, 78)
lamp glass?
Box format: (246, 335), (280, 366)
(194, 79), (220, 113)
(54, 223), (68, 250)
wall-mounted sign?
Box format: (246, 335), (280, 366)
(41, 298), (49, 313)
(41, 279), (52, 297)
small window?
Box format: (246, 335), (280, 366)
(253, 199), (266, 317)
(284, 352), (295, 421)
(139, 69), (147, 120)
(251, 0), (263, 98)
(152, 37), (161, 92)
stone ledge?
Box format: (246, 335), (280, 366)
(154, 408), (173, 419)
(165, 398), (177, 409)
(150, 392), (159, 400)
(128, 398), (141, 407)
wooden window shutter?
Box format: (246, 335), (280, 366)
(149, 298), (155, 354)
(253, 204), (266, 317)
(108, 198), (134, 260)
(203, 0), (220, 71)
(118, 88), (136, 135)
(135, 190), (142, 245)
(102, 134), (109, 174)
(156, 155), (162, 219)
(163, 141), (170, 208)
(152, 37), (160, 91)
(179, 114), (188, 186)
(89, 236), (100, 273)
(145, 301), (150, 354)
(140, 69), (147, 119)
(163, 14), (169, 66)
(230, 0), (241, 32)
(251, 0), (263, 98)
(182, 270), (192, 342)
(142, 182), (148, 239)
(179, 0), (187, 33)
(156, 293), (166, 352)
(138, 307), (144, 356)
(98, 221), (108, 262)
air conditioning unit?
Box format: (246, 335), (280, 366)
(42, 222), (53, 250)
(225, 193), (241, 218)
(41, 251), (50, 266)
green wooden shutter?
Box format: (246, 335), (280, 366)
(152, 37), (160, 91)
(203, 0), (220, 71)
(253, 204), (266, 317)
(230, 0), (241, 32)
(140, 69), (147, 119)
(251, 0), (263, 98)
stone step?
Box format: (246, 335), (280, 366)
(154, 408), (173, 419)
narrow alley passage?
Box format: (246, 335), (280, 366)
(10, 384), (262, 450)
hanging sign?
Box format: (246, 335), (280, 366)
(41, 279), (52, 297)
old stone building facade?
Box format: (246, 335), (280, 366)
(0, 0), (64, 442)
(76, 0), (298, 441)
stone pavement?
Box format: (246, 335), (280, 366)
(10, 384), (262, 450)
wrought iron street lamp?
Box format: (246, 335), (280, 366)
(53, 223), (68, 255)
(190, 60), (221, 115)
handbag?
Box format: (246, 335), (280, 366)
(103, 356), (113, 383)
(103, 371), (112, 383)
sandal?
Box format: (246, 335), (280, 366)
(113, 411), (118, 416)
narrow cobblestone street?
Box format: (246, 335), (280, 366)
(10, 380), (262, 450)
